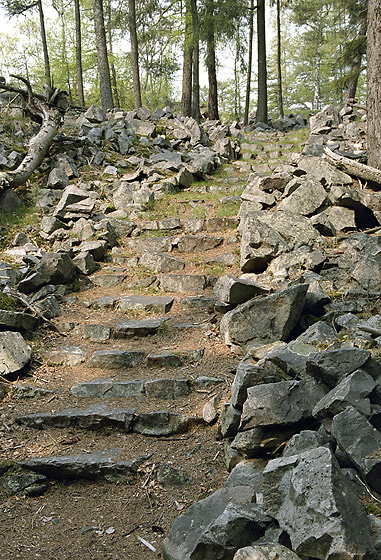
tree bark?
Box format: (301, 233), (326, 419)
(181, 0), (193, 117)
(93, 0), (114, 111)
(243, 0), (254, 126)
(106, 0), (120, 108)
(205, 0), (218, 121)
(345, 16), (367, 101)
(324, 147), (381, 187)
(367, 0), (381, 169)
(38, 0), (52, 88)
(128, 0), (142, 109)
(276, 0), (284, 118)
(74, 0), (85, 106)
(191, 0), (201, 122)
(256, 0), (268, 124)
(0, 78), (68, 190)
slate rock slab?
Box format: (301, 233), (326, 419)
(18, 252), (77, 293)
(118, 295), (174, 314)
(213, 275), (269, 305)
(114, 317), (168, 338)
(331, 406), (381, 493)
(83, 324), (112, 342)
(144, 379), (191, 399)
(43, 345), (86, 366)
(306, 347), (371, 387)
(22, 448), (149, 481)
(157, 463), (193, 488)
(176, 234), (223, 252)
(262, 446), (376, 560)
(220, 284), (308, 352)
(139, 251), (185, 273)
(71, 378), (144, 398)
(233, 545), (302, 560)
(0, 471), (48, 496)
(89, 350), (145, 369)
(160, 273), (207, 293)
(0, 310), (39, 332)
(162, 485), (271, 560)
(132, 411), (191, 436)
(16, 404), (136, 431)
(0, 331), (32, 376)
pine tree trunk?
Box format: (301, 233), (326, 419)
(106, 0), (120, 108)
(93, 0), (114, 110)
(243, 0), (254, 126)
(38, 0), (51, 88)
(128, 0), (142, 109)
(367, 0), (381, 169)
(345, 16), (367, 101)
(206, 0), (218, 121)
(181, 0), (193, 117)
(74, 0), (85, 106)
(276, 0), (284, 118)
(191, 0), (201, 122)
(256, 0), (268, 124)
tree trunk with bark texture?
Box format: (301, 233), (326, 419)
(74, 0), (85, 106)
(93, 0), (114, 111)
(256, 0), (268, 123)
(38, 0), (52, 88)
(0, 78), (68, 190)
(181, 0), (193, 117)
(191, 0), (201, 122)
(244, 0), (254, 126)
(205, 0), (218, 120)
(367, 0), (381, 169)
(128, 0), (142, 109)
(276, 0), (284, 118)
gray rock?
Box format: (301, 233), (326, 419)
(16, 404), (136, 431)
(0, 471), (48, 496)
(157, 463), (193, 488)
(18, 252), (77, 293)
(23, 448), (148, 481)
(129, 118), (156, 137)
(84, 105), (106, 122)
(73, 251), (98, 275)
(254, 210), (326, 250)
(0, 310), (38, 332)
(89, 350), (145, 368)
(233, 545), (302, 560)
(240, 379), (323, 431)
(277, 178), (328, 216)
(162, 485), (271, 560)
(176, 234), (223, 252)
(0, 331), (31, 376)
(114, 317), (168, 338)
(0, 189), (21, 211)
(144, 378), (191, 399)
(127, 236), (174, 253)
(160, 273), (206, 293)
(202, 395), (220, 423)
(118, 294), (174, 314)
(71, 378), (144, 398)
(213, 275), (268, 305)
(77, 240), (108, 261)
(323, 206), (357, 232)
(147, 348), (204, 367)
(34, 295), (61, 319)
(231, 357), (284, 409)
(297, 155), (352, 185)
(43, 346), (86, 366)
(139, 251), (185, 273)
(11, 384), (53, 399)
(312, 369), (376, 425)
(223, 460), (266, 491)
(283, 430), (333, 457)
(331, 406), (381, 493)
(90, 272), (127, 288)
(132, 411), (190, 436)
(85, 295), (118, 310)
(351, 254), (381, 292)
(219, 402), (242, 438)
(47, 167), (69, 189)
(267, 248), (326, 278)
(262, 446), (376, 560)
(181, 295), (218, 310)
(230, 426), (297, 459)
(306, 347), (371, 387)
(239, 216), (288, 273)
(220, 284), (308, 352)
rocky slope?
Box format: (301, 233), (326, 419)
(0, 101), (381, 560)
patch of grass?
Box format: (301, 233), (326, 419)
(0, 293), (16, 311)
(216, 202), (240, 218)
(0, 201), (41, 251)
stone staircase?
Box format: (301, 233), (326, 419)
(0, 128), (307, 560)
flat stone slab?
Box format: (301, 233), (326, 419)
(71, 378), (144, 398)
(160, 274), (206, 293)
(127, 236), (174, 253)
(118, 295), (174, 314)
(213, 275), (269, 305)
(176, 234), (223, 252)
(85, 296), (119, 310)
(132, 411), (191, 436)
(83, 324), (112, 342)
(22, 448), (149, 481)
(139, 251), (185, 273)
(306, 348), (371, 387)
(42, 345), (86, 366)
(89, 273), (127, 288)
(16, 404), (136, 431)
(0, 310), (39, 332)
(89, 350), (145, 369)
(144, 379), (191, 399)
(146, 348), (204, 368)
(114, 317), (168, 338)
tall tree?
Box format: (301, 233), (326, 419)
(74, 0), (85, 106)
(1, 0), (52, 87)
(204, 0), (218, 120)
(256, 0), (268, 123)
(106, 0), (120, 107)
(243, 0), (254, 125)
(181, 0), (193, 116)
(191, 0), (201, 121)
(275, 0), (284, 117)
(93, 0), (113, 110)
(128, 0), (141, 109)
(367, 0), (381, 168)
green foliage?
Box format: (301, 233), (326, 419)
(0, 292), (16, 311)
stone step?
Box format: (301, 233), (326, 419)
(17, 406), (198, 436)
(118, 294), (174, 313)
(22, 448), (150, 481)
(160, 273), (207, 293)
(114, 317), (169, 338)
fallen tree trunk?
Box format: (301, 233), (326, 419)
(323, 147), (381, 187)
(0, 76), (68, 191)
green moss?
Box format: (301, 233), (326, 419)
(0, 293), (16, 311)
